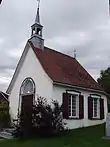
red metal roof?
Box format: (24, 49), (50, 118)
(30, 42), (103, 91)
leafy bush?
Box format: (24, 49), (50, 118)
(13, 96), (66, 138)
(0, 101), (10, 128)
(32, 96), (66, 137)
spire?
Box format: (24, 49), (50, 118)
(29, 0), (44, 50)
(74, 49), (76, 59)
(35, 0), (40, 24)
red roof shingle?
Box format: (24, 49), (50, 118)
(30, 42), (103, 92)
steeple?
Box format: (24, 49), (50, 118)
(29, 0), (44, 50)
(35, 4), (40, 24)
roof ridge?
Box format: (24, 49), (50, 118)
(29, 40), (76, 60)
(44, 46), (76, 60)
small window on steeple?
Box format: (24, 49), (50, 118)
(37, 28), (41, 36)
(32, 28), (36, 35)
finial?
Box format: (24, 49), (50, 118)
(35, 0), (40, 23)
(74, 48), (76, 59)
(37, 0), (40, 9)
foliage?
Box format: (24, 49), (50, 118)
(13, 96), (66, 138)
(0, 101), (10, 128)
(97, 67), (110, 108)
(32, 96), (65, 137)
(97, 67), (110, 95)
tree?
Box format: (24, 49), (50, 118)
(97, 67), (110, 95)
(97, 67), (110, 110)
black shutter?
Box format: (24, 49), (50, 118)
(79, 95), (84, 119)
(0, 0), (2, 4)
(88, 96), (93, 119)
(62, 93), (69, 119)
(100, 98), (104, 120)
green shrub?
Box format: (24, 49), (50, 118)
(32, 96), (66, 137)
(0, 101), (10, 128)
(13, 96), (66, 138)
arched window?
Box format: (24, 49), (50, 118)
(20, 78), (35, 95)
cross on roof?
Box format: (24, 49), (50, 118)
(37, 0), (40, 9)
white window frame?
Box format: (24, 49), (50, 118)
(92, 96), (100, 119)
(68, 94), (79, 118)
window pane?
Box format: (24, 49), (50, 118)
(21, 78), (35, 94)
(72, 96), (77, 117)
(69, 97), (71, 105)
(68, 94), (78, 117)
(69, 111), (71, 117)
(72, 109), (76, 116)
(72, 106), (76, 109)
(68, 96), (71, 116)
(94, 107), (97, 117)
(93, 98), (98, 117)
(72, 97), (76, 103)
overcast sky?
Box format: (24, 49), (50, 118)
(0, 0), (110, 92)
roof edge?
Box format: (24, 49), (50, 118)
(30, 43), (53, 84)
(6, 41), (30, 94)
(53, 82), (107, 96)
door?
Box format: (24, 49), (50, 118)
(20, 94), (33, 133)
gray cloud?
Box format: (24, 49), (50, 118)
(0, 0), (110, 92)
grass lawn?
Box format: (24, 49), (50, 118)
(0, 124), (110, 147)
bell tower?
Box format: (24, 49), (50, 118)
(29, 0), (44, 49)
